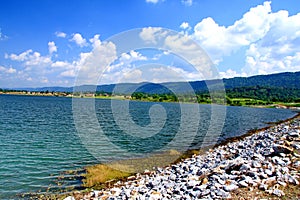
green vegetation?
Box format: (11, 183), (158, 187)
(130, 86), (300, 107)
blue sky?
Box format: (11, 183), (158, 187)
(0, 0), (299, 88)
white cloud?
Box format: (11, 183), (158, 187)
(24, 52), (52, 66)
(55, 31), (67, 38)
(148, 65), (203, 82)
(0, 29), (8, 41)
(0, 66), (17, 74)
(7, 49), (33, 61)
(192, 1), (272, 64)
(48, 41), (57, 54)
(181, 0), (192, 6)
(180, 22), (190, 30)
(120, 50), (147, 62)
(70, 33), (87, 47)
(121, 69), (143, 83)
(74, 34), (117, 85)
(241, 9), (300, 75)
(191, 1), (300, 76)
(219, 69), (247, 79)
(145, 0), (162, 4)
(139, 27), (167, 44)
(140, 27), (215, 79)
(60, 69), (77, 77)
(6, 49), (51, 66)
(51, 61), (71, 68)
(106, 50), (148, 74)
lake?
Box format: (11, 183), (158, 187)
(0, 94), (297, 199)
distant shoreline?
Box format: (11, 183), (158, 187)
(1, 92), (300, 111)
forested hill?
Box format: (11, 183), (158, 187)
(223, 71), (300, 89)
(7, 71), (300, 94)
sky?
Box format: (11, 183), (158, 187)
(0, 0), (299, 88)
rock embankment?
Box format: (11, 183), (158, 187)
(66, 117), (300, 199)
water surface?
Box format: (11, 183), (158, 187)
(0, 95), (297, 199)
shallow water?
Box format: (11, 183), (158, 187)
(0, 95), (297, 199)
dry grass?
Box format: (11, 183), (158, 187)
(83, 149), (182, 189)
(230, 184), (300, 200)
(83, 164), (132, 188)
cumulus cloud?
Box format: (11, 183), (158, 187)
(140, 27), (215, 79)
(24, 52), (52, 66)
(55, 31), (67, 38)
(139, 27), (167, 44)
(6, 49), (52, 67)
(70, 33), (87, 47)
(72, 34), (117, 85)
(6, 49), (33, 61)
(48, 41), (57, 54)
(191, 1), (300, 76)
(192, 1), (272, 64)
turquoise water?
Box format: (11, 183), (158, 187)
(0, 95), (297, 199)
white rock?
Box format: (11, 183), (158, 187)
(288, 131), (299, 137)
(224, 184), (239, 192)
(273, 189), (285, 197)
(63, 197), (75, 200)
(238, 180), (248, 187)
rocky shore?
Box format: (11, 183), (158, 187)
(65, 116), (300, 200)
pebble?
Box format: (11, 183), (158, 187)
(65, 117), (300, 200)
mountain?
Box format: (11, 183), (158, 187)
(8, 71), (300, 94)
